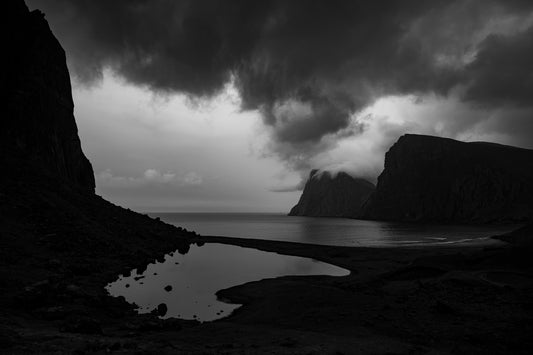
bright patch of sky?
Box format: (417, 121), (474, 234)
(73, 70), (301, 212)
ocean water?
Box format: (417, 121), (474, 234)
(107, 214), (516, 322)
(106, 243), (349, 321)
(149, 212), (516, 247)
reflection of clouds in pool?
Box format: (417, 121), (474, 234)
(106, 243), (349, 322)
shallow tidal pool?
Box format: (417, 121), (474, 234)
(106, 243), (349, 322)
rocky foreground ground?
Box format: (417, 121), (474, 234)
(1, 167), (532, 354)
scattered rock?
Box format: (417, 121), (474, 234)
(62, 316), (103, 334)
(0, 326), (19, 349)
(108, 342), (121, 351)
(66, 284), (81, 293)
(151, 303), (168, 317)
(432, 300), (455, 315)
(69, 263), (93, 276)
(279, 337), (297, 348)
(387, 265), (447, 281)
(46, 258), (62, 269)
(39, 306), (67, 320)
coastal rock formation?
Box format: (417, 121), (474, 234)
(3, 1), (94, 193)
(1, 2), (196, 351)
(2, 1), (533, 353)
(362, 134), (533, 223)
(289, 170), (375, 217)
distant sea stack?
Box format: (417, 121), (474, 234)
(3, 1), (94, 193)
(289, 170), (375, 218)
(362, 134), (533, 223)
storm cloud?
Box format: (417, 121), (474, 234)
(28, 0), (533, 175)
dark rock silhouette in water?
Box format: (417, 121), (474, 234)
(3, 1), (94, 193)
(362, 134), (533, 223)
(153, 303), (168, 317)
(289, 170), (375, 217)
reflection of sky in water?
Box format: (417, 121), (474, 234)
(150, 213), (517, 247)
(106, 243), (349, 322)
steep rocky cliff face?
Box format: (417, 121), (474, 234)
(362, 134), (533, 223)
(2, 1), (94, 193)
(289, 170), (375, 217)
(1, 3), (196, 350)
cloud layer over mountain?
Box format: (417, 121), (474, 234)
(29, 0), (533, 179)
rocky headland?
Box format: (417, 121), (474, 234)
(289, 135), (533, 223)
(362, 134), (533, 223)
(289, 170), (375, 218)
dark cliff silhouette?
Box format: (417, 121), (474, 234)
(362, 134), (533, 223)
(3, 1), (94, 193)
(1, 2), (194, 348)
(289, 170), (375, 218)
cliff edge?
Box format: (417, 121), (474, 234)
(362, 134), (533, 223)
(289, 170), (375, 218)
(1, 2), (195, 350)
(2, 1), (94, 192)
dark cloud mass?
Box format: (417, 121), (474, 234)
(464, 27), (533, 107)
(27, 0), (533, 171)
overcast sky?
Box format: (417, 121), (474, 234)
(27, 0), (533, 212)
